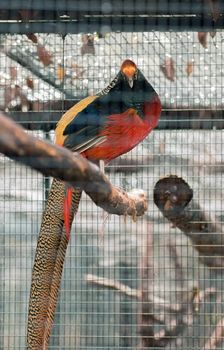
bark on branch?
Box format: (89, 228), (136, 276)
(85, 273), (181, 312)
(85, 246), (216, 348)
(154, 175), (224, 268)
(203, 317), (224, 350)
(0, 112), (148, 218)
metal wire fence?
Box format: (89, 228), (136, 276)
(0, 2), (224, 349)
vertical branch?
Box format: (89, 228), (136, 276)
(119, 262), (133, 348)
(167, 240), (186, 289)
(138, 221), (155, 348)
(203, 317), (224, 350)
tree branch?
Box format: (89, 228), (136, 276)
(203, 317), (224, 350)
(0, 112), (148, 218)
(154, 175), (224, 268)
(85, 273), (141, 299)
(85, 273), (181, 312)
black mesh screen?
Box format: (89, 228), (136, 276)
(0, 2), (224, 349)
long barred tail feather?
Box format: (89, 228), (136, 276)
(42, 187), (81, 347)
(27, 178), (82, 349)
(64, 186), (74, 241)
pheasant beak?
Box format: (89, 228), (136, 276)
(127, 77), (134, 88)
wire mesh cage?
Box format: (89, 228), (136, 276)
(0, 1), (224, 349)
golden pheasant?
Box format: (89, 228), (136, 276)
(27, 59), (161, 349)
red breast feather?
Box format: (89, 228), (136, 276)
(83, 95), (161, 163)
